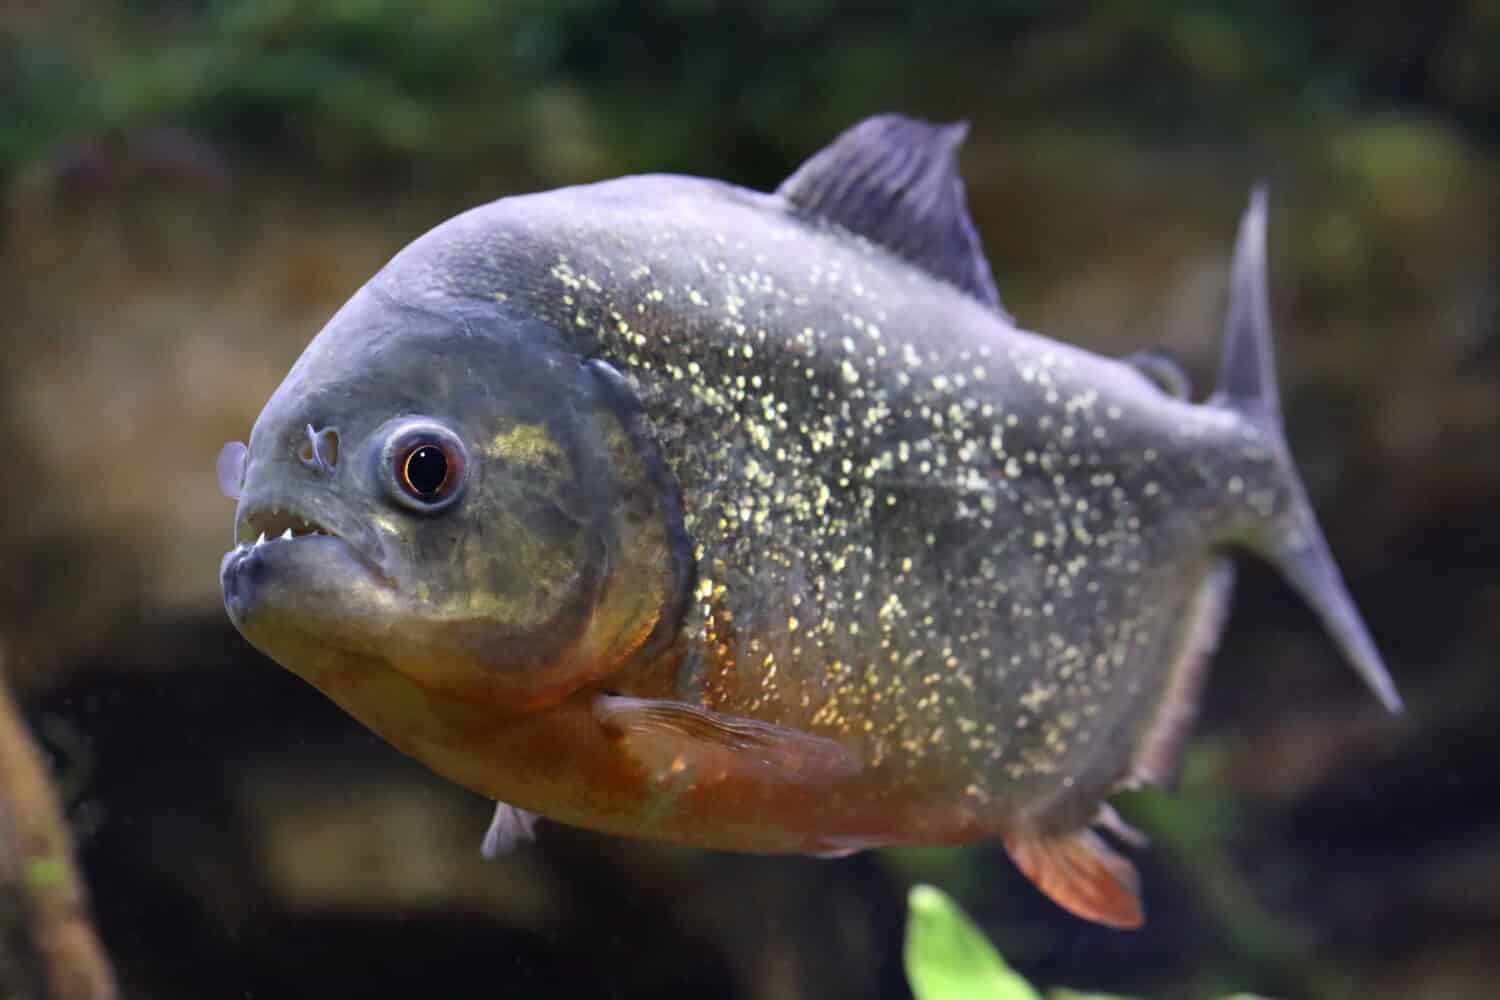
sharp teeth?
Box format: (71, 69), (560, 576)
(281, 528), (294, 541)
(256, 532), (267, 547)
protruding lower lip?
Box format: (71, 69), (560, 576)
(223, 502), (392, 608)
(221, 537), (270, 623)
(220, 531), (366, 626)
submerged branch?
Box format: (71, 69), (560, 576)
(0, 649), (119, 1000)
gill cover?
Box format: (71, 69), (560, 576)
(403, 352), (694, 711)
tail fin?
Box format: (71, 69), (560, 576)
(1215, 186), (1403, 714)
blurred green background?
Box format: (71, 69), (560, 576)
(1, 3), (1497, 998)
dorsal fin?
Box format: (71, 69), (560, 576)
(777, 114), (1010, 320)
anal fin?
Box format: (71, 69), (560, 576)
(592, 693), (862, 789)
(1002, 827), (1143, 929)
(1093, 802), (1147, 849)
(1130, 559), (1236, 789)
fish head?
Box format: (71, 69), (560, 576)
(220, 288), (690, 718)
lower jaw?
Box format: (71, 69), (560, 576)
(220, 544), (266, 626)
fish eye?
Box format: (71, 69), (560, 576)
(380, 420), (468, 512)
(402, 444), (449, 499)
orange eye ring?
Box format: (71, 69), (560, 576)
(380, 419), (469, 512)
(400, 442), (455, 502)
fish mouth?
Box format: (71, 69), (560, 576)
(225, 501), (390, 585)
(222, 500), (394, 629)
(234, 506), (338, 547)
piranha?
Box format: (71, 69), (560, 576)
(218, 115), (1401, 928)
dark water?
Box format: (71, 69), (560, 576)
(2, 5), (1498, 998)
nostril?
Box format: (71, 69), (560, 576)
(300, 424), (341, 473)
(316, 427), (340, 469)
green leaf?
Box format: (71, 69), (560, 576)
(903, 884), (1042, 1000)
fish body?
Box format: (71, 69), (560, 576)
(219, 116), (1400, 927)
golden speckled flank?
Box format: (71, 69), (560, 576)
(514, 189), (1280, 816)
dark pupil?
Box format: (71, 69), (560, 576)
(404, 445), (448, 498)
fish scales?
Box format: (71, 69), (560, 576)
(220, 115), (1401, 928)
(395, 175), (1271, 817)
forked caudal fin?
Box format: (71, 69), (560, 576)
(1216, 185), (1402, 714)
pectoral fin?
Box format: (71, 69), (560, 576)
(592, 693), (862, 789)
(480, 802), (540, 859)
(1002, 827), (1144, 929)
